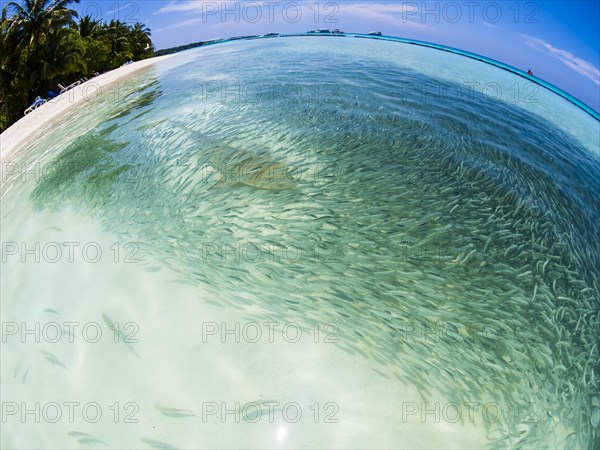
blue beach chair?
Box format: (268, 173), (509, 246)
(23, 96), (47, 115)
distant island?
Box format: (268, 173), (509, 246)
(153, 29), (366, 56)
(154, 38), (229, 57)
(154, 34), (280, 57)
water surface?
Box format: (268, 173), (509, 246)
(1, 37), (599, 449)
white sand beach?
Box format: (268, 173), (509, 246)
(0, 55), (172, 162)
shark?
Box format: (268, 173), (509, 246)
(177, 123), (297, 191)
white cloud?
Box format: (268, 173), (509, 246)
(340, 3), (432, 30)
(523, 35), (600, 87)
(150, 0), (438, 43)
(154, 1), (432, 31)
(154, 17), (204, 33)
(155, 1), (239, 15)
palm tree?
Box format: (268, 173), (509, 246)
(3, 0), (80, 48)
(129, 22), (153, 59)
(78, 14), (99, 38)
(0, 0), (81, 127)
(29, 27), (86, 85)
(132, 21), (150, 36)
(102, 20), (131, 52)
(0, 13), (14, 127)
(0, 6), (32, 124)
(0, 0), (154, 131)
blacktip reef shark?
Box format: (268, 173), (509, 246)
(176, 123), (297, 191)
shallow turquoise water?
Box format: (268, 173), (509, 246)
(1, 37), (599, 449)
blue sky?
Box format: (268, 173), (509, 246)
(76, 1), (600, 112)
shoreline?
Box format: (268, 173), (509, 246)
(0, 54), (172, 162)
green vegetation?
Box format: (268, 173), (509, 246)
(0, 0), (154, 132)
(154, 40), (213, 57)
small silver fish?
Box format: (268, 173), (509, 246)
(101, 312), (140, 358)
(40, 350), (67, 370)
(140, 437), (180, 450)
(155, 405), (196, 418)
(592, 408), (600, 428)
